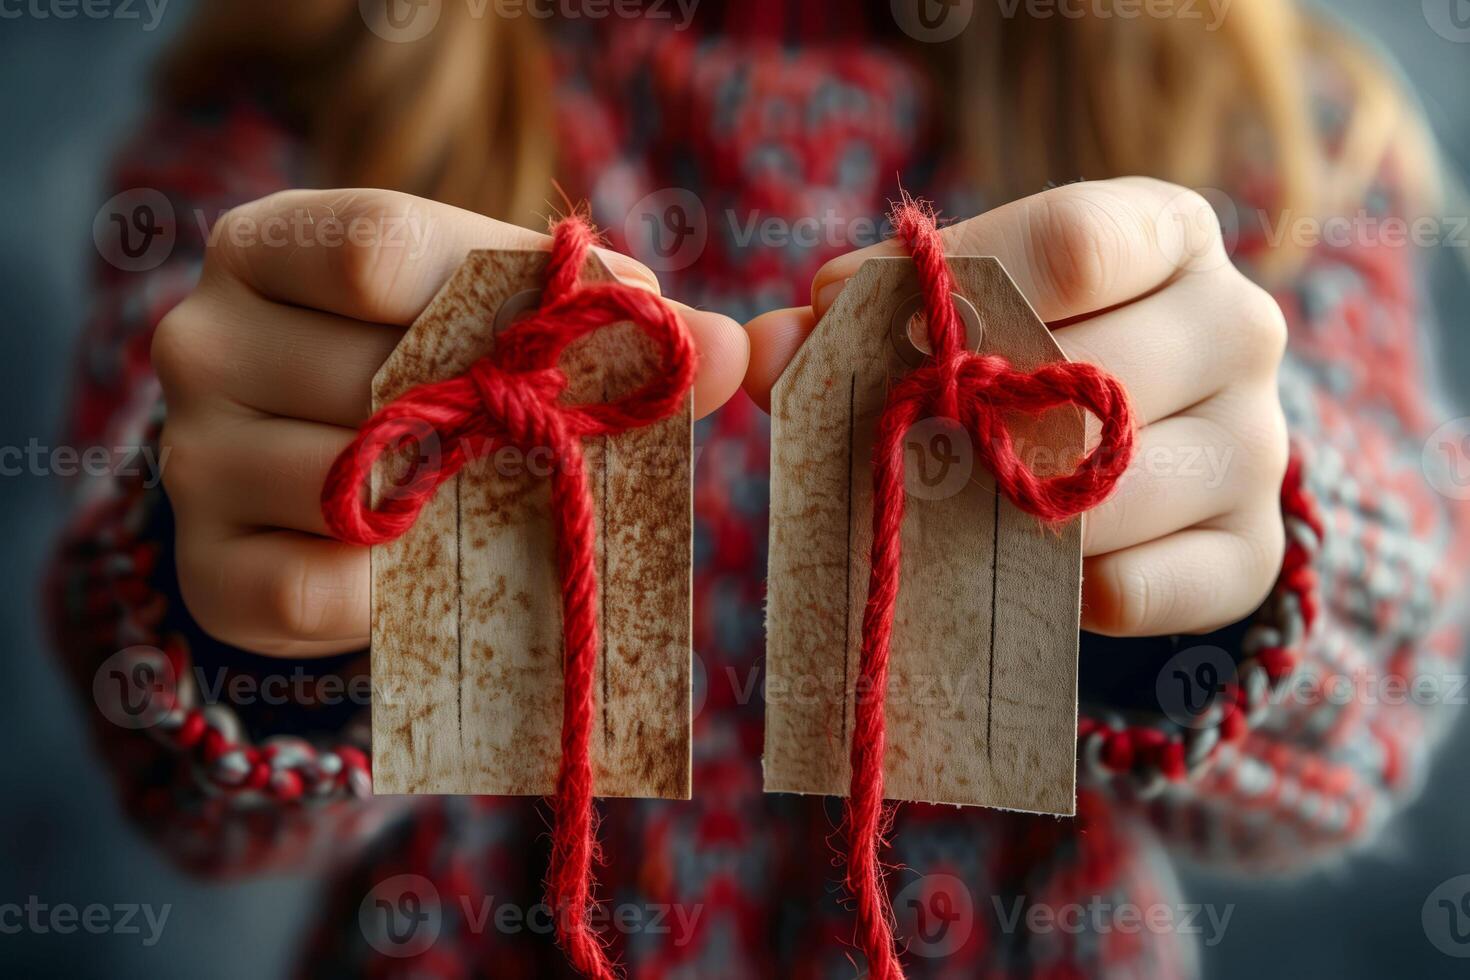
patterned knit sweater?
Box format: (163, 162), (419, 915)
(51, 18), (1468, 980)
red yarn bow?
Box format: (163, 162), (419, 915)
(322, 216), (696, 980)
(847, 202), (1136, 979)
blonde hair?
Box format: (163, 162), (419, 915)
(160, 0), (553, 225)
(162, 0), (1436, 275)
(950, 0), (1437, 274)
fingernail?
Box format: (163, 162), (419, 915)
(674, 304), (748, 350)
(600, 250), (662, 294)
(814, 278), (849, 314)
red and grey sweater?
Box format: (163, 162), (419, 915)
(50, 20), (1468, 980)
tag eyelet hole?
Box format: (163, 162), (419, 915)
(889, 292), (984, 368)
(493, 288), (544, 335)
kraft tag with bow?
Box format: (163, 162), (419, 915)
(764, 205), (1135, 817)
(324, 225), (694, 802)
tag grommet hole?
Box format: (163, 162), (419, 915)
(493, 288), (544, 335)
(889, 292), (984, 367)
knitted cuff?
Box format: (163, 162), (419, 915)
(1076, 444), (1323, 791)
(50, 423), (372, 808)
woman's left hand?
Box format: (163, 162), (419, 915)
(743, 177), (1290, 637)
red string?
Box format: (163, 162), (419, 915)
(322, 216), (696, 980)
(846, 200), (1136, 979)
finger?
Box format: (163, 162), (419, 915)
(673, 301), (749, 419)
(208, 188), (662, 325)
(742, 306), (819, 411)
(180, 256), (741, 426)
(1081, 514), (1284, 637)
(180, 416), (353, 537)
(751, 263), (1270, 422)
(178, 526), (369, 657)
(1082, 415), (1244, 557)
(812, 177), (1227, 323)
(1052, 269), (1273, 424)
(159, 279), (403, 427)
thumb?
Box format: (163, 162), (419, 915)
(740, 305), (819, 413)
(671, 300), (749, 419)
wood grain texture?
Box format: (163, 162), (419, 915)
(765, 257), (1083, 815)
(371, 249), (692, 799)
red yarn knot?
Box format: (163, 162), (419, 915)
(322, 218), (696, 549)
(884, 200), (1137, 523)
(845, 200), (1137, 980)
(322, 215), (696, 980)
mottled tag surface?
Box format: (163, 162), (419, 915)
(371, 250), (692, 799)
(764, 257), (1083, 815)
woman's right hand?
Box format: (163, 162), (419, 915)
(153, 189), (748, 657)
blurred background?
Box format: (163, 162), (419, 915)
(0, 2), (1467, 977)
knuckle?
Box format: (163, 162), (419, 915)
(151, 298), (207, 395)
(263, 552), (363, 642)
(325, 189), (423, 318)
(1150, 181), (1224, 265)
(1234, 397), (1290, 486)
(1164, 183), (1213, 217)
(1228, 522), (1286, 625)
(1028, 185), (1127, 312)
(211, 188), (428, 320)
(204, 204), (249, 270)
(1237, 278), (1289, 368)
(1082, 472), (1134, 552)
(1095, 558), (1167, 637)
(215, 196), (260, 235)
(1169, 186), (1222, 239)
(157, 420), (210, 504)
(206, 192), (296, 273)
(1255, 516), (1287, 589)
(1116, 566), (1155, 635)
(265, 557), (316, 640)
(1260, 405), (1291, 487)
(333, 229), (399, 318)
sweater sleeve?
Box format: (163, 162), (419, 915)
(1074, 157), (1469, 872)
(48, 104), (399, 877)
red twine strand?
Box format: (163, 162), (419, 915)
(847, 201), (1137, 979)
(322, 216), (696, 980)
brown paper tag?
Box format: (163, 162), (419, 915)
(764, 256), (1084, 816)
(370, 249), (692, 799)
